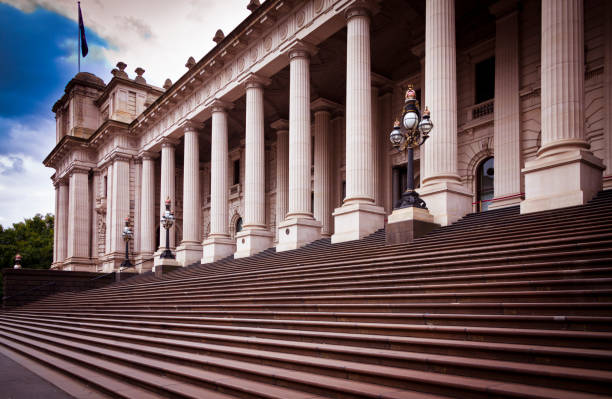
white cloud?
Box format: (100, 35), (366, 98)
(0, 154), (54, 226)
(2, 0), (252, 87)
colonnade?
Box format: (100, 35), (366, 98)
(53, 0), (603, 270)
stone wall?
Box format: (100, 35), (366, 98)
(2, 268), (137, 308)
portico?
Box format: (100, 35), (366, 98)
(45, 0), (611, 272)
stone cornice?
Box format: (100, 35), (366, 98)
(88, 119), (132, 148)
(43, 135), (89, 169)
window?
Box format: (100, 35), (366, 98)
(235, 217), (243, 234)
(475, 57), (495, 104)
(127, 91), (137, 115)
(477, 157), (494, 211)
(233, 159), (240, 185)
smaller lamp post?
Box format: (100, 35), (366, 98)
(13, 254), (22, 269)
(120, 216), (133, 268)
(160, 197), (175, 259)
(389, 85), (433, 209)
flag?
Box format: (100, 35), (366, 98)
(78, 2), (88, 57)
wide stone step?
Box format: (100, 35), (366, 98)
(6, 313), (612, 349)
(0, 321), (608, 399)
(6, 315), (611, 370)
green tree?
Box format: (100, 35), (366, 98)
(0, 213), (54, 297)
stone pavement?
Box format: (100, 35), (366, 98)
(0, 351), (71, 399)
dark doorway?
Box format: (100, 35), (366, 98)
(477, 157), (494, 211)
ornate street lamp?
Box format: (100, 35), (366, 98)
(160, 197), (175, 259)
(120, 216), (133, 268)
(13, 254), (22, 269)
(389, 85), (433, 209)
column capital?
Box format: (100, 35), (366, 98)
(240, 73), (271, 90)
(489, 0), (519, 19)
(270, 119), (289, 132)
(160, 137), (179, 148)
(68, 166), (90, 177)
(178, 119), (202, 134)
(138, 150), (157, 160)
(311, 97), (342, 114)
(342, 0), (380, 21)
(53, 176), (69, 187)
(210, 99), (234, 113)
(281, 39), (318, 60)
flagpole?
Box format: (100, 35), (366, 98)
(78, 1), (81, 73)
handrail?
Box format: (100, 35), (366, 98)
(3, 257), (154, 304)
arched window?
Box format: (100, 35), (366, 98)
(477, 157), (494, 211)
(235, 217), (243, 234)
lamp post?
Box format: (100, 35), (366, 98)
(160, 197), (175, 259)
(120, 216), (133, 268)
(13, 254), (22, 269)
(389, 85), (433, 209)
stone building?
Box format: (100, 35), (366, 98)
(44, 0), (612, 273)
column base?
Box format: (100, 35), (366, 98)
(418, 180), (473, 226)
(136, 253), (154, 273)
(153, 257), (181, 277)
(62, 257), (94, 272)
(176, 241), (203, 266)
(234, 228), (274, 258)
(331, 202), (385, 244)
(520, 148), (604, 214)
(386, 206), (439, 244)
(100, 253), (126, 273)
(202, 236), (236, 263)
(488, 194), (523, 210)
(276, 217), (322, 252)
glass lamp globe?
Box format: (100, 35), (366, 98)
(419, 107), (433, 134)
(403, 111), (419, 130)
(389, 122), (404, 148)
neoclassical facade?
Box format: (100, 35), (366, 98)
(45, 0), (612, 272)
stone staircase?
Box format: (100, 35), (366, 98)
(1, 191), (612, 398)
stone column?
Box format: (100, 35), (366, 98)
(379, 92), (394, 213)
(52, 182), (59, 267)
(277, 40), (322, 252)
(488, 0), (522, 209)
(521, 0), (604, 213)
(331, 2), (385, 243)
(104, 164), (113, 255)
(55, 179), (69, 266)
(312, 99), (338, 237)
(177, 121), (203, 266)
(66, 168), (91, 268)
(158, 139), (177, 250)
(418, 0), (472, 226)
(202, 100), (236, 263)
(109, 156), (130, 270)
(235, 74), (274, 258)
(272, 119), (289, 241)
(139, 153), (156, 271)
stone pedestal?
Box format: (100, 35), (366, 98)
(153, 257), (181, 277)
(418, 182), (472, 226)
(331, 203), (385, 244)
(277, 218), (322, 252)
(136, 253), (154, 273)
(386, 207), (439, 244)
(521, 148), (604, 213)
(176, 242), (202, 266)
(234, 229), (274, 258)
(202, 236), (236, 263)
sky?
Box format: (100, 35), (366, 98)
(0, 0), (251, 227)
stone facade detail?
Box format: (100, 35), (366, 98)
(43, 0), (610, 272)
